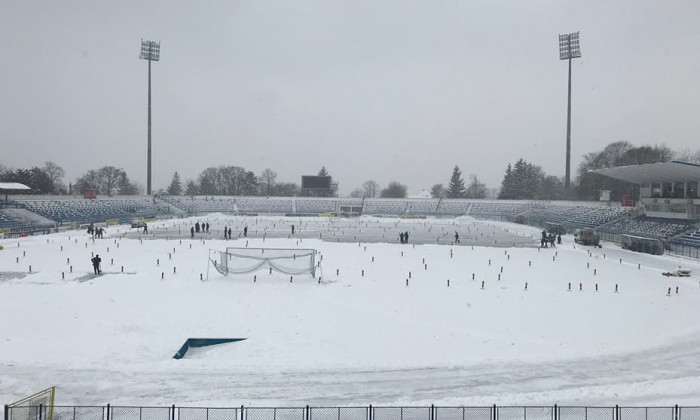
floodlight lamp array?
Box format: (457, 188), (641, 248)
(139, 40), (161, 61)
(558, 32), (581, 60)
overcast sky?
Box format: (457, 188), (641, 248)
(1, 0), (699, 195)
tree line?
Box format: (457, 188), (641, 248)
(2, 142), (698, 199)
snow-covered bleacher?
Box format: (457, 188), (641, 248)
(469, 201), (530, 218)
(363, 199), (408, 215)
(0, 211), (23, 229)
(236, 197), (293, 213)
(295, 198), (338, 214)
(405, 199), (439, 215)
(436, 200), (472, 216)
(19, 197), (167, 223)
(597, 215), (696, 240)
(526, 204), (630, 230)
(363, 199), (439, 215)
(673, 229), (700, 247)
(165, 197), (238, 213)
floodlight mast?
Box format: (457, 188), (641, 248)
(139, 39), (160, 195)
(559, 32), (581, 192)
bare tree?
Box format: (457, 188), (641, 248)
(362, 180), (379, 198)
(348, 188), (364, 198)
(675, 148), (700, 163)
(43, 161), (65, 193)
(98, 166), (122, 196)
(430, 183), (445, 198)
(465, 175), (487, 199)
(260, 168), (277, 196)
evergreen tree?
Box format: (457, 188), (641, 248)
(167, 172), (182, 195)
(446, 166), (466, 198)
(318, 166), (329, 176)
(498, 164), (515, 199)
(184, 180), (199, 196)
(498, 159), (545, 199)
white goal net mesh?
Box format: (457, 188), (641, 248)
(8, 387), (55, 420)
(213, 247), (316, 277)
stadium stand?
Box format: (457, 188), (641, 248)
(469, 201), (530, 218)
(2, 192), (698, 260)
(673, 228), (700, 247)
(405, 199), (439, 215)
(597, 215), (696, 240)
(435, 200), (472, 216)
(526, 204), (630, 230)
(294, 198), (338, 214)
(363, 199), (409, 215)
(236, 197), (293, 214)
(19, 198), (167, 223)
(164, 197), (238, 213)
(0, 210), (23, 229)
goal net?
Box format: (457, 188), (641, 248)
(7, 387), (55, 420)
(212, 247), (316, 277)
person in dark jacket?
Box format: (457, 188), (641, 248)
(191, 226), (195, 238)
(91, 254), (102, 275)
(244, 226), (248, 237)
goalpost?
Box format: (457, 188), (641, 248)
(6, 387), (55, 420)
(211, 247), (317, 278)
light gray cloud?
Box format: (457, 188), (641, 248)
(1, 0), (698, 194)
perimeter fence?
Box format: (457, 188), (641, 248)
(6, 405), (700, 420)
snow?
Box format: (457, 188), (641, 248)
(2, 215), (700, 407)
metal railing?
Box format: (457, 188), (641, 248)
(6, 405), (700, 420)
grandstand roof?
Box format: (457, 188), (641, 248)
(591, 161), (700, 184)
(0, 182), (30, 190)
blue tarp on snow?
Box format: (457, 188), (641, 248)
(173, 338), (246, 359)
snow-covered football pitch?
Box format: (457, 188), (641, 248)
(2, 215), (700, 407)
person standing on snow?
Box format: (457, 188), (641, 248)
(91, 254), (102, 275)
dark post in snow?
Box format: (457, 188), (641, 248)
(139, 39), (161, 195)
(558, 32), (581, 192)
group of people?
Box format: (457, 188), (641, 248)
(541, 230), (562, 248)
(189, 221), (211, 238)
(399, 231), (410, 244)
(87, 223), (105, 239)
(194, 221), (209, 233)
(222, 226), (233, 239)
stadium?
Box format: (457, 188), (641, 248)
(4, 0), (700, 418)
(2, 160), (700, 419)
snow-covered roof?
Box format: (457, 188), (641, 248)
(590, 161), (700, 184)
(0, 182), (31, 190)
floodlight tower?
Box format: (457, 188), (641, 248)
(559, 32), (581, 191)
(139, 39), (161, 195)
